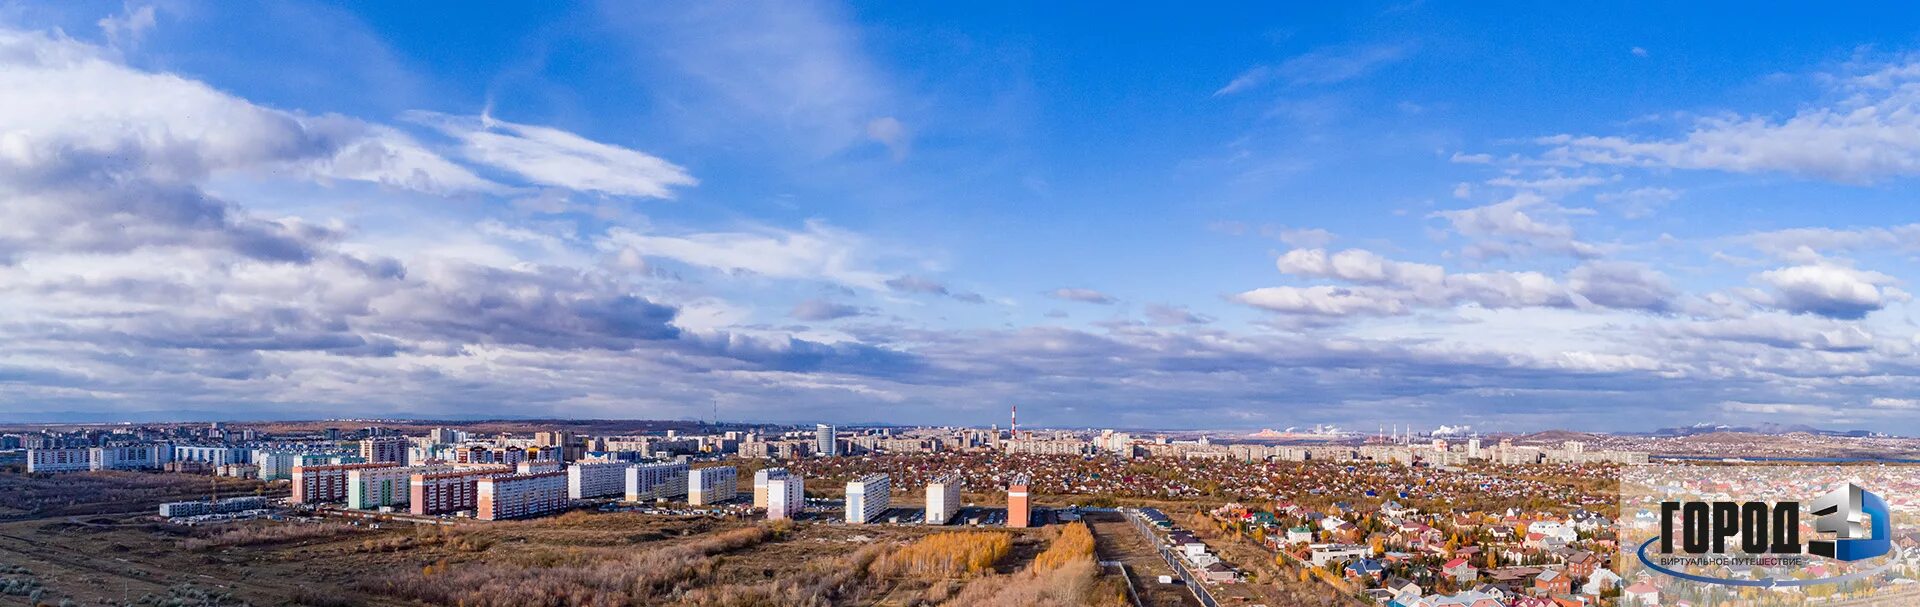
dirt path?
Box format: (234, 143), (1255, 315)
(1085, 511), (1201, 607)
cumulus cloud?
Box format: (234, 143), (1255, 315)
(1266, 248), (1602, 314)
(1049, 288), (1117, 304)
(1234, 285), (1408, 317)
(0, 29), (492, 194)
(1430, 193), (1604, 259)
(1276, 248), (1446, 287)
(1755, 263), (1904, 319)
(1668, 315), (1874, 352)
(1567, 261), (1675, 312)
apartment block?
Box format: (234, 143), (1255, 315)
(688, 466), (738, 505)
(348, 464), (451, 510)
(566, 461), (627, 499)
(25, 448), (90, 473)
(173, 445), (249, 467)
(477, 471), (568, 521)
(90, 445), (167, 471)
(291, 462), (400, 504)
(845, 474), (890, 524)
(159, 496), (268, 518)
(767, 476), (804, 520)
(360, 436), (408, 464)
(409, 466), (512, 515)
(753, 467), (789, 508)
(624, 461), (689, 502)
(925, 473), (962, 525)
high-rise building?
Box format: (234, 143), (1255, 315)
(429, 428), (465, 445)
(767, 476), (804, 520)
(1007, 475), (1031, 528)
(534, 431), (580, 461)
(753, 467), (788, 508)
(624, 461), (689, 502)
(409, 466), (512, 515)
(477, 471), (568, 521)
(688, 466), (738, 505)
(25, 448), (90, 473)
(925, 473), (962, 525)
(360, 436), (407, 464)
(566, 461), (628, 499)
(292, 463), (400, 504)
(815, 424), (838, 457)
(845, 474), (889, 524)
(348, 465), (450, 510)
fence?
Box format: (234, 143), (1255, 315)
(1122, 509), (1220, 607)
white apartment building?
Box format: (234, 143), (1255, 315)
(624, 460), (689, 502)
(753, 467), (788, 507)
(925, 473), (962, 525)
(567, 461), (628, 499)
(688, 466), (738, 505)
(90, 445), (167, 471)
(845, 474), (890, 524)
(477, 471), (568, 521)
(173, 445), (249, 467)
(26, 448), (90, 473)
(767, 476), (805, 520)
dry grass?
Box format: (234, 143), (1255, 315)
(870, 531), (1012, 579)
(369, 522), (788, 606)
(182, 522), (364, 550)
(939, 523), (1128, 607)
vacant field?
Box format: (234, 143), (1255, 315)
(0, 471), (277, 520)
(0, 472), (1167, 606)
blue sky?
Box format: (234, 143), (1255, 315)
(4, 1), (1920, 432)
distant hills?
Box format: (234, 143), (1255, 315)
(1641, 422), (1884, 438)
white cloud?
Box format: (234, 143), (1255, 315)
(1049, 288), (1117, 305)
(1719, 401), (1829, 416)
(1594, 187), (1680, 218)
(1538, 57), (1920, 183)
(0, 28), (493, 195)
(1739, 223), (1920, 257)
(1213, 66), (1275, 96)
(1234, 285), (1408, 316)
(599, 220), (893, 290)
(1213, 43), (1412, 96)
(1276, 248), (1445, 287)
(1272, 227), (1336, 248)
(1430, 193), (1603, 259)
(865, 116), (910, 160)
(97, 3), (157, 48)
(1755, 263), (1904, 319)
(1567, 261), (1675, 312)
(411, 112), (695, 198)
(600, 1), (899, 156)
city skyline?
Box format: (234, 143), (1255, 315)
(6, 2), (1920, 432)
